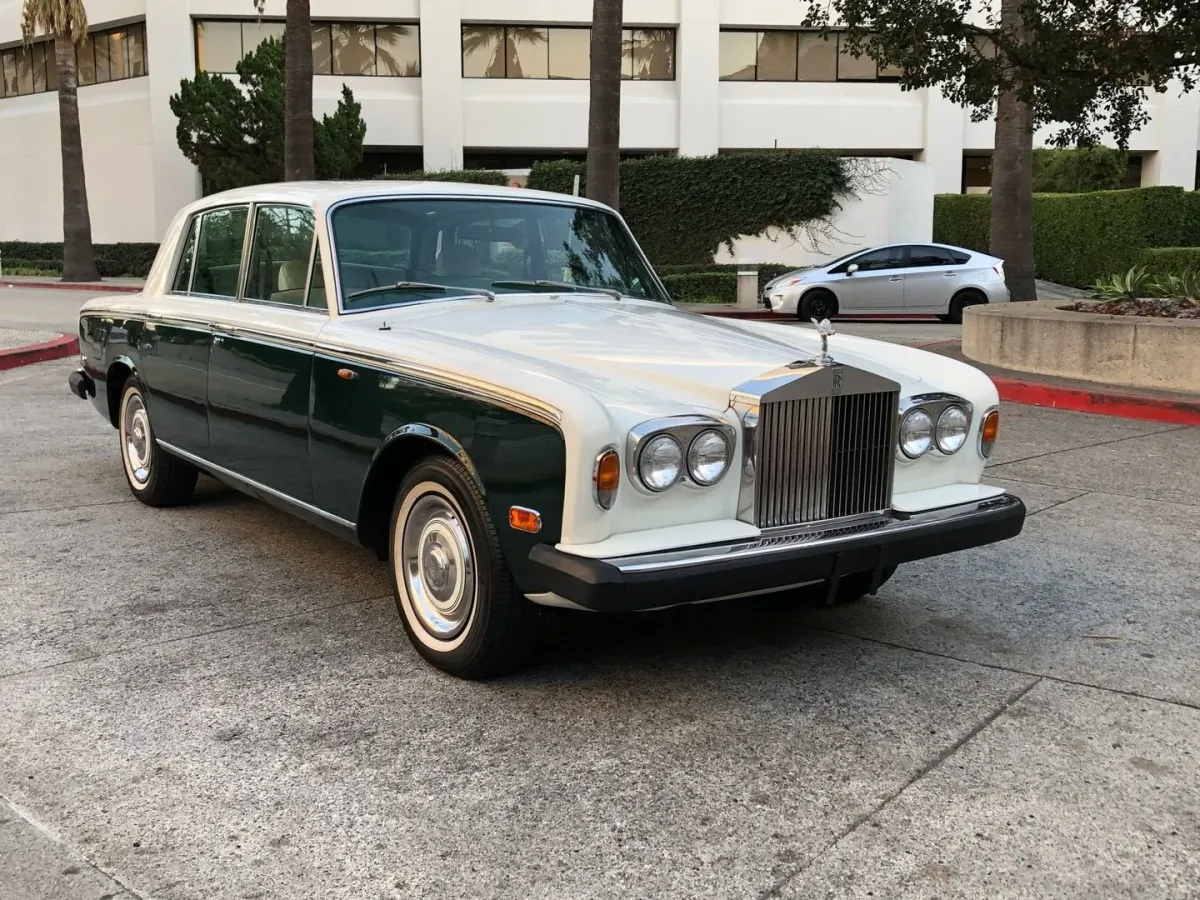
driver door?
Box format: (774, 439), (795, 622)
(830, 246), (908, 312)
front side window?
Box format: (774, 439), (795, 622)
(244, 205), (317, 305)
(330, 198), (668, 311)
(190, 206), (250, 298)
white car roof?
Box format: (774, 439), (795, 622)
(185, 180), (611, 215)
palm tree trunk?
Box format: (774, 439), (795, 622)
(586, 0), (623, 211)
(54, 33), (98, 283)
(284, 0), (314, 180)
(989, 0), (1035, 302)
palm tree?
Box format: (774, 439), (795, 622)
(587, 0), (623, 210)
(990, 0), (1035, 301)
(21, 0), (98, 282)
(255, 0), (312, 180)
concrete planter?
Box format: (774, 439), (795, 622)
(963, 300), (1200, 394)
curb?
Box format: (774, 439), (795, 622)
(990, 376), (1200, 426)
(0, 334), (80, 372)
(3, 279), (141, 294)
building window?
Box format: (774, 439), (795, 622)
(195, 19), (420, 77)
(719, 29), (898, 82)
(462, 25), (676, 80)
(0, 22), (148, 100)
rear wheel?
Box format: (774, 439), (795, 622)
(798, 288), (837, 322)
(946, 289), (986, 325)
(118, 378), (198, 507)
(389, 455), (541, 679)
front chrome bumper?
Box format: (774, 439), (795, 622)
(527, 493), (1026, 612)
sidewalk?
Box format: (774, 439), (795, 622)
(0, 328), (78, 371)
(929, 341), (1200, 425)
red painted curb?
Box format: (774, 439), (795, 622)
(0, 334), (79, 371)
(692, 308), (941, 322)
(992, 376), (1200, 426)
(3, 279), (140, 293)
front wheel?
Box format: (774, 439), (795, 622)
(389, 455), (541, 678)
(118, 378), (198, 507)
(798, 289), (838, 322)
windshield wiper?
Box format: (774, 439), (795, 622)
(491, 279), (624, 301)
(346, 282), (496, 303)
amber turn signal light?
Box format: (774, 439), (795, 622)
(508, 506), (542, 534)
(980, 409), (1000, 458)
(593, 448), (620, 510)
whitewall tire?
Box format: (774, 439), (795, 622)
(117, 378), (198, 507)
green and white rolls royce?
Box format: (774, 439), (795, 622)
(68, 182), (1025, 678)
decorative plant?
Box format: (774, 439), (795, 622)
(1091, 265), (1150, 301)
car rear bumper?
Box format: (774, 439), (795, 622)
(526, 493), (1026, 612)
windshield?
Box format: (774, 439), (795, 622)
(330, 197), (669, 311)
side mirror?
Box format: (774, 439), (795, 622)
(846, 263), (859, 275)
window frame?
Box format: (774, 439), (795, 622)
(240, 202), (326, 314)
(167, 203), (252, 301)
(718, 28), (897, 83)
(0, 22), (147, 101)
(191, 18), (420, 77)
(460, 23), (676, 81)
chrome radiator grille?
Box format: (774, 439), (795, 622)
(755, 390), (898, 528)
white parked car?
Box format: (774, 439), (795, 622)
(68, 182), (1025, 679)
(762, 243), (1010, 323)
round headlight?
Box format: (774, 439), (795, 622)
(687, 430), (730, 485)
(935, 405), (970, 454)
(638, 434), (683, 491)
(899, 409), (934, 459)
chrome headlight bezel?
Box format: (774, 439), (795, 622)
(627, 415), (737, 494)
(896, 394), (974, 461)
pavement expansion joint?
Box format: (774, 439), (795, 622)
(807, 625), (1200, 713)
(0, 498), (136, 518)
(985, 423), (1191, 471)
(0, 594), (391, 683)
(1022, 491), (1092, 518)
(756, 677), (1042, 899)
(0, 793), (148, 900)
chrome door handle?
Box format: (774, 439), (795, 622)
(888, 276), (903, 282)
(213, 335), (225, 345)
(943, 272), (958, 277)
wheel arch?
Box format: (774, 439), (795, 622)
(105, 356), (137, 427)
(799, 286), (840, 318)
(952, 286), (988, 305)
(355, 424), (483, 560)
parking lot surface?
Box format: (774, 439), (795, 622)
(1, 331), (1198, 897)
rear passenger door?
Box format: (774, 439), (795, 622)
(206, 204), (327, 503)
(902, 245), (963, 311)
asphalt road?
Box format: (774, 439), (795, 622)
(1, 305), (1198, 899)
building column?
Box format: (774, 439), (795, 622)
(145, 3), (202, 239)
(1141, 85), (1199, 189)
(919, 90), (966, 194)
(677, 0), (719, 157)
(419, 0), (464, 170)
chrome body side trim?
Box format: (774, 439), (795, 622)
(157, 440), (357, 533)
(604, 494), (1021, 575)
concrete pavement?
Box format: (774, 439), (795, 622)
(0, 359), (1197, 899)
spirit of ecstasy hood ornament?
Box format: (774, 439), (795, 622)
(811, 318), (836, 367)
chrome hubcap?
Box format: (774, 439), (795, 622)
(123, 394), (151, 485)
(402, 493), (475, 639)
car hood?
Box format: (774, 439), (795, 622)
(322, 295), (931, 415)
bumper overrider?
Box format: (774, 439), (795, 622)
(527, 493), (1025, 613)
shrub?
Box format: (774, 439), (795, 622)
(661, 272), (737, 304)
(375, 169), (509, 186)
(933, 187), (1198, 288)
(1140, 247), (1200, 276)
(0, 242), (160, 278)
(1032, 147), (1128, 193)
(528, 151), (855, 266)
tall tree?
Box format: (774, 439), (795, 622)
(254, 0), (313, 180)
(587, 0), (624, 211)
(802, 0), (1200, 301)
(21, 0), (99, 282)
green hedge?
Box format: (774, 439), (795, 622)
(528, 151), (854, 265)
(932, 187), (1200, 288)
(657, 262), (795, 292)
(1140, 247), (1200, 276)
(0, 242), (160, 277)
(661, 272), (737, 304)
(374, 169), (509, 186)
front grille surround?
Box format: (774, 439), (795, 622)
(733, 363), (900, 530)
